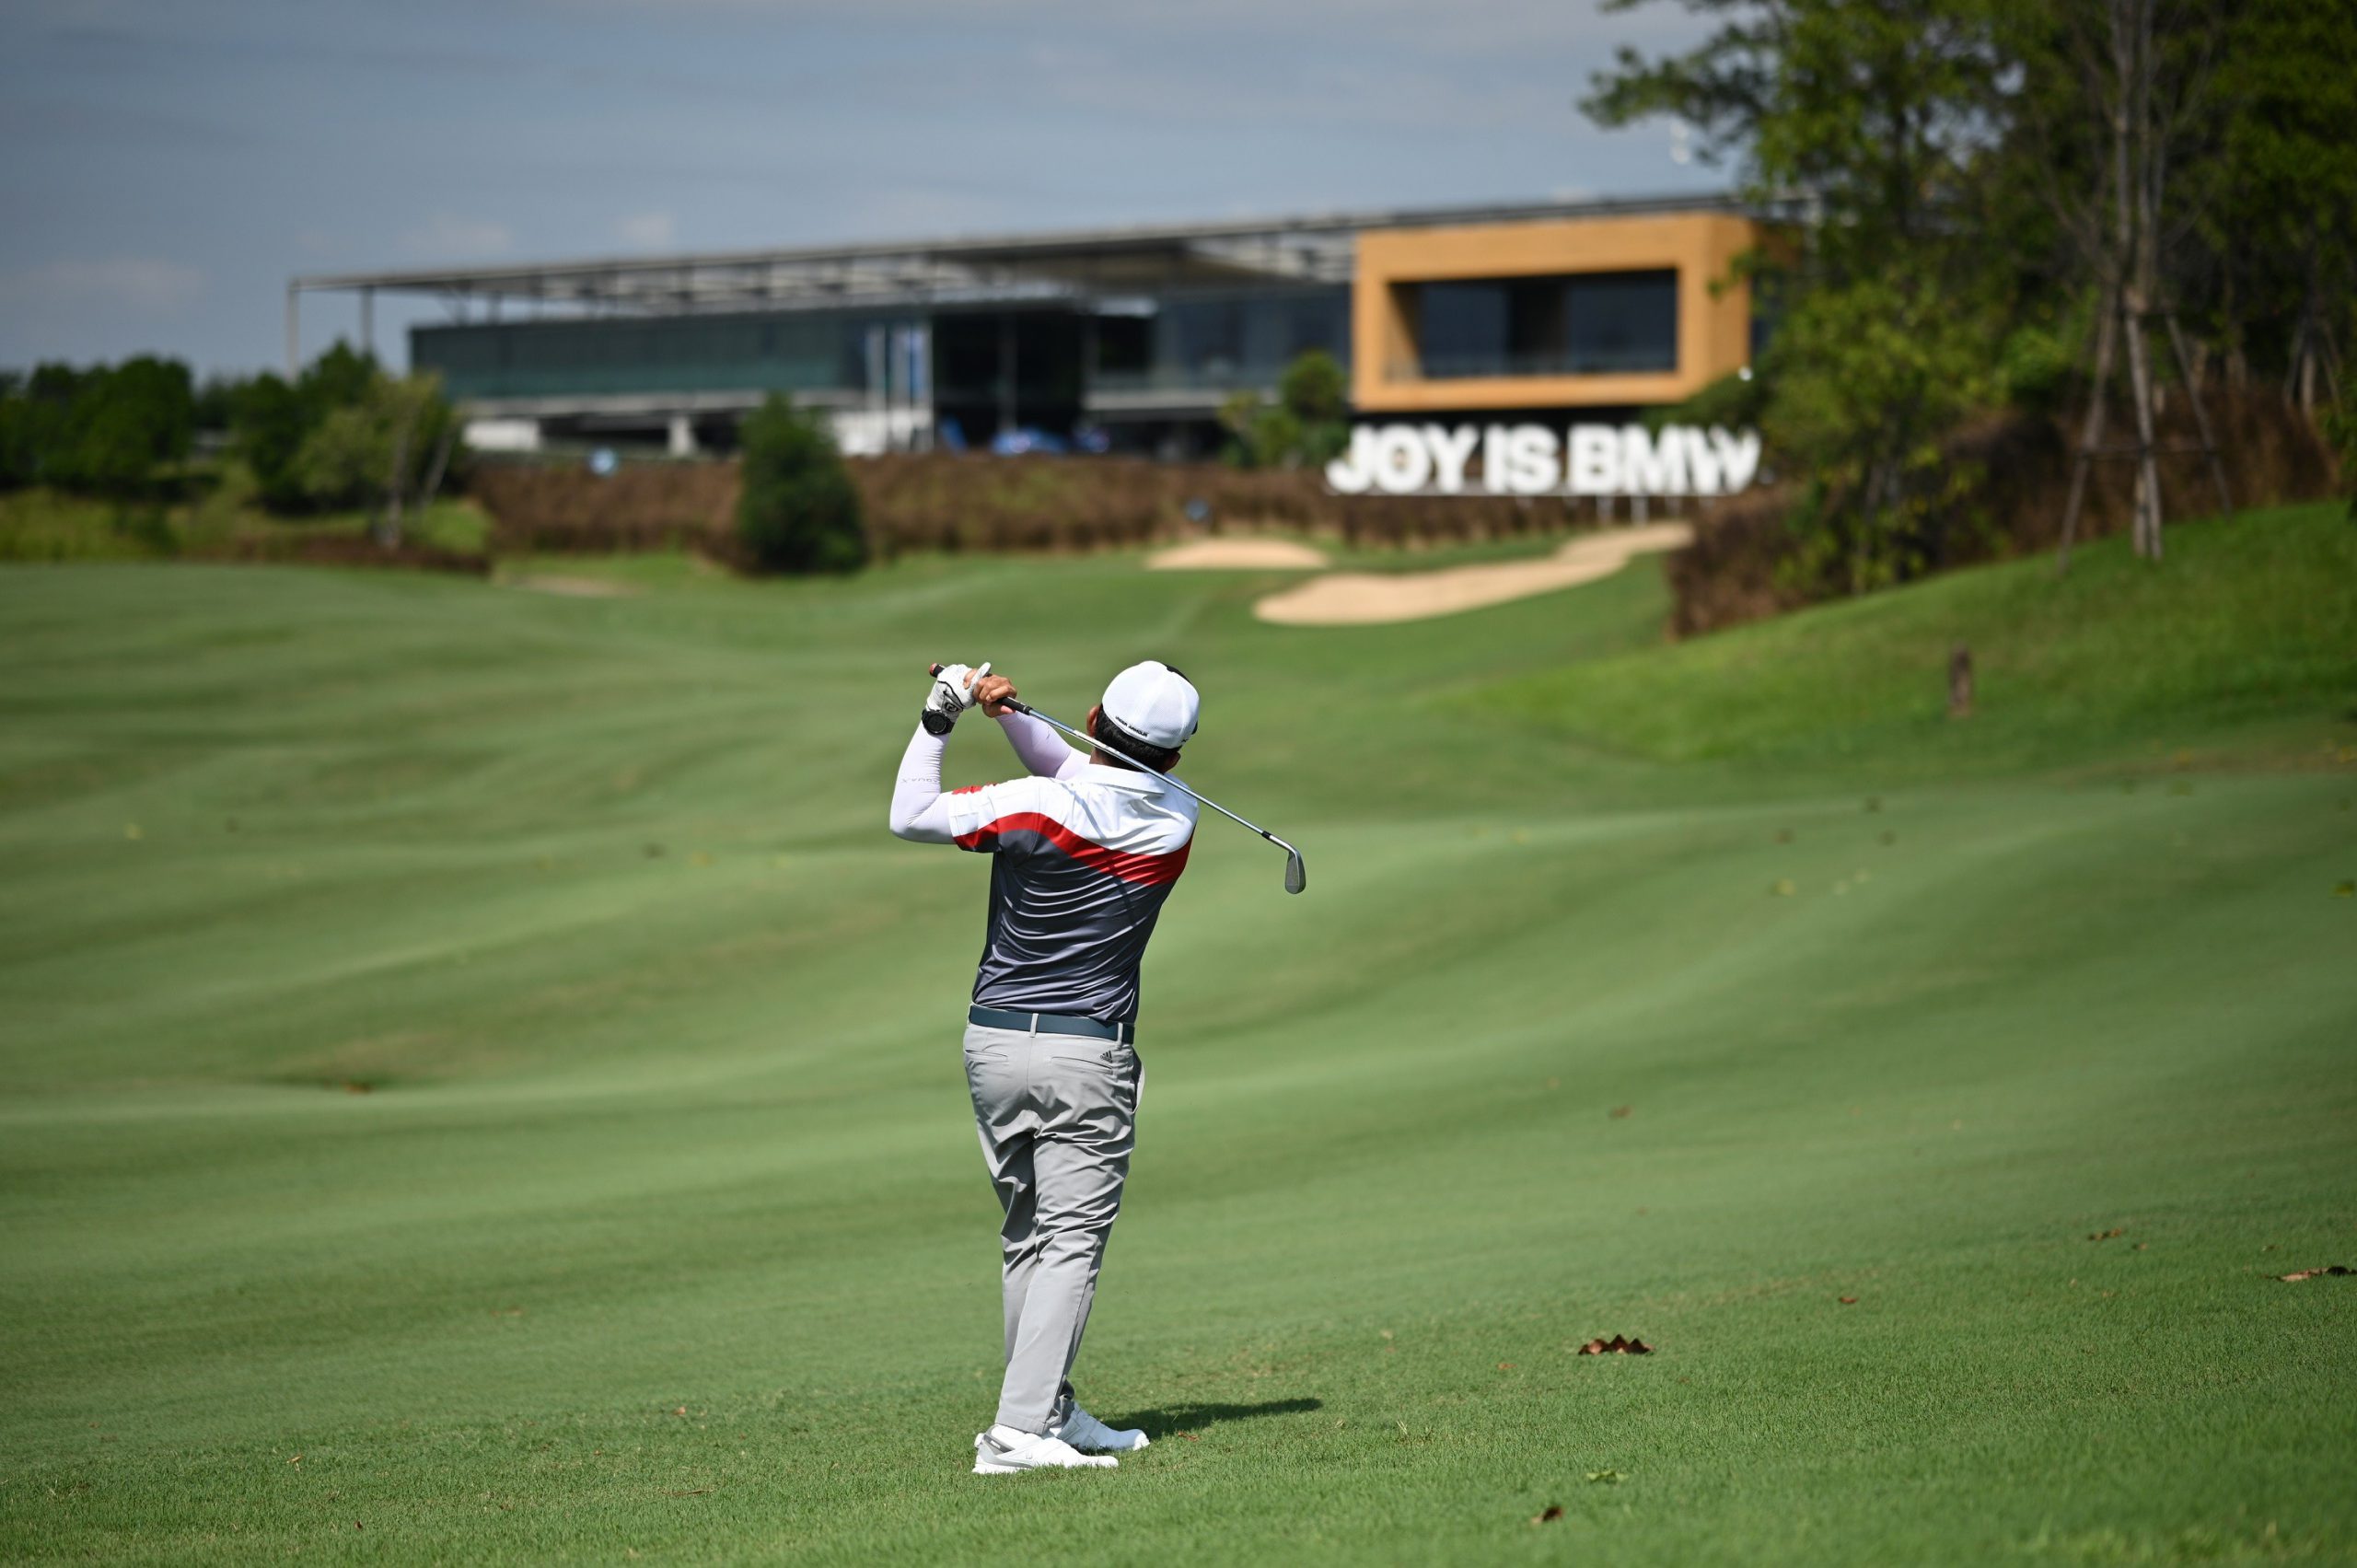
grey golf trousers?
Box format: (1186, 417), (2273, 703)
(962, 1021), (1142, 1435)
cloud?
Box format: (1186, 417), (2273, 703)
(615, 210), (677, 249)
(401, 212), (516, 260)
(0, 257), (203, 315)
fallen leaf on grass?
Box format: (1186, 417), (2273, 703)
(1838, 1295), (1858, 1305)
(2278, 1266), (2350, 1282)
(1578, 1336), (1653, 1355)
(2334, 881), (2354, 899)
(662, 1489), (711, 1497)
(1608, 1105), (1633, 1120)
(1587, 1469), (1624, 1484)
(1178, 1432), (1198, 1442)
(1531, 1505), (1564, 1524)
(2088, 1227), (2124, 1241)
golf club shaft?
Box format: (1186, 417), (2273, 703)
(928, 664), (1295, 853)
(1004, 699), (1288, 847)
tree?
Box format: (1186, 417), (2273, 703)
(0, 357), (192, 497)
(736, 395), (867, 575)
(231, 373), (312, 510)
(71, 356), (194, 496)
(1218, 351), (1353, 470)
(228, 345), (455, 527)
(2211, 0), (2357, 410)
(1585, 0), (2021, 589)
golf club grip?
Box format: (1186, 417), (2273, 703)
(923, 655), (1028, 712)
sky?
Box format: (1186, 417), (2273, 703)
(0, 0), (1722, 377)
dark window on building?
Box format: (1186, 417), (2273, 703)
(1409, 269), (1678, 378)
(1091, 287), (1347, 392)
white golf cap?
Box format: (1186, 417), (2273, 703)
(1100, 660), (1200, 750)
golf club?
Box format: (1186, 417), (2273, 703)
(931, 664), (1306, 894)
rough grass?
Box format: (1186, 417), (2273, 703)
(0, 480), (490, 563)
(1, 510), (2352, 1565)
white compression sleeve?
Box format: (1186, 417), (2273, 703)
(887, 723), (958, 843)
(995, 708), (1087, 780)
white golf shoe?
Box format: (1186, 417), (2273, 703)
(1059, 1406), (1150, 1453)
(971, 1423), (1118, 1474)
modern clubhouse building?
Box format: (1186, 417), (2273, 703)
(290, 193), (1770, 475)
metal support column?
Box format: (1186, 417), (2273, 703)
(360, 287), (374, 360)
(284, 285), (300, 378)
(998, 314), (1016, 439)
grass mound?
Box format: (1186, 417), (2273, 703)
(1, 513), (2351, 1564)
(1477, 502), (2357, 774)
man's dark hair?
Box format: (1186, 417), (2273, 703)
(1089, 708), (1181, 773)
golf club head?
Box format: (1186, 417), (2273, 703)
(1278, 841), (1306, 895)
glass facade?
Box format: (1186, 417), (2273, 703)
(1409, 269), (1678, 379)
(413, 285), (1348, 412)
(1091, 286), (1349, 393)
(413, 308), (908, 402)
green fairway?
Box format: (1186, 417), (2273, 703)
(3, 505), (2353, 1565)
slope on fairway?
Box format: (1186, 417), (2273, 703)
(1, 506), (2352, 1566)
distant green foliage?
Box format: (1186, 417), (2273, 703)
(1585, 0), (2357, 594)
(287, 370), (451, 515)
(736, 395), (866, 575)
(2320, 402), (2357, 519)
(227, 344), (456, 517)
(228, 374), (312, 510)
(0, 356), (193, 496)
(1218, 350), (1352, 470)
(1645, 368), (1769, 436)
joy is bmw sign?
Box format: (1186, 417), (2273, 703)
(1325, 424), (1761, 497)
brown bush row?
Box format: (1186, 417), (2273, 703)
(1666, 389), (2339, 638)
(469, 453), (1589, 559)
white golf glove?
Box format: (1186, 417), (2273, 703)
(922, 660), (991, 736)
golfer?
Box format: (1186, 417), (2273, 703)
(888, 658), (1202, 1474)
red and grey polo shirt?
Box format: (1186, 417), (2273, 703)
(942, 767), (1198, 1027)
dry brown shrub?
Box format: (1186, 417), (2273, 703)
(467, 451), (1590, 562)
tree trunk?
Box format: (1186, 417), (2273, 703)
(2058, 293), (2118, 575)
(2122, 303), (2163, 559)
(378, 401), (421, 551)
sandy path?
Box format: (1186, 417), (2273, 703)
(1147, 536), (1330, 570)
(1253, 522), (1692, 626)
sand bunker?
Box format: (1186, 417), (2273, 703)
(1147, 537), (1329, 571)
(1253, 522), (1692, 626)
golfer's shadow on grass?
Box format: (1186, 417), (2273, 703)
(1111, 1397), (1322, 1436)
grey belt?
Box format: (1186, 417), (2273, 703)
(969, 1005), (1135, 1045)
